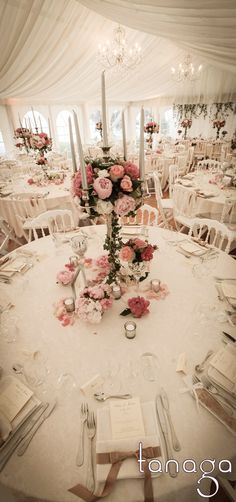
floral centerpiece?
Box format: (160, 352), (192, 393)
(14, 128), (32, 154)
(95, 121), (103, 139)
(213, 119), (226, 140)
(72, 158), (143, 283)
(144, 121), (159, 150)
(180, 118), (192, 139)
(119, 238), (157, 283)
(30, 132), (52, 165)
(76, 283), (113, 323)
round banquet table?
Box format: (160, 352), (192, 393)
(173, 172), (236, 224)
(0, 174), (75, 237)
(0, 225), (236, 502)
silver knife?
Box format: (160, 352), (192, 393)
(160, 388), (181, 452)
(0, 402), (49, 471)
(156, 395), (177, 478)
(17, 399), (56, 456)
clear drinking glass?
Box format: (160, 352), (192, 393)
(71, 235), (88, 258)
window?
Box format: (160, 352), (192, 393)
(160, 107), (176, 138)
(23, 111), (49, 135)
(89, 110), (101, 143)
(110, 109), (121, 140)
(135, 108), (153, 140)
(0, 131), (6, 156)
(56, 110), (74, 154)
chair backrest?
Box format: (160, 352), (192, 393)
(188, 218), (236, 253)
(177, 154), (188, 173)
(187, 146), (194, 168)
(28, 209), (75, 239)
(205, 143), (213, 159)
(122, 204), (159, 226)
(153, 172), (169, 226)
(197, 159), (221, 170)
(172, 184), (197, 218)
(169, 164), (179, 197)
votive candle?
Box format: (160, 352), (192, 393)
(64, 297), (75, 313)
(124, 321), (136, 339)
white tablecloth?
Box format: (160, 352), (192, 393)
(0, 175), (75, 237)
(0, 225), (235, 502)
(173, 173), (236, 223)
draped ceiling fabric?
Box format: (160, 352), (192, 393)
(0, 0), (236, 105)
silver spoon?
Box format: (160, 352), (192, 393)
(94, 392), (132, 402)
(195, 350), (214, 373)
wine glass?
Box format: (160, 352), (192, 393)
(71, 235), (88, 259)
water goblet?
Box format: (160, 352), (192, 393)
(71, 235), (88, 260)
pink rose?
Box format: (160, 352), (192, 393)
(114, 195), (136, 216)
(109, 164), (124, 181)
(100, 297), (113, 310)
(133, 238), (147, 250)
(57, 270), (74, 285)
(128, 296), (150, 318)
(123, 161), (140, 180)
(119, 246), (135, 262)
(141, 244), (155, 261)
(95, 255), (110, 269)
(120, 175), (133, 192)
(93, 177), (112, 199)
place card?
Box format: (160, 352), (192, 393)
(176, 352), (188, 375)
(109, 397), (145, 440)
(209, 345), (236, 385)
(0, 377), (33, 422)
(221, 283), (236, 300)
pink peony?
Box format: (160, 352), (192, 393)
(109, 164), (125, 181)
(114, 195), (136, 216)
(120, 175), (133, 192)
(123, 161), (140, 180)
(88, 285), (105, 300)
(57, 270), (74, 285)
(93, 177), (112, 199)
(119, 246), (135, 262)
(141, 244), (155, 261)
(128, 296), (150, 318)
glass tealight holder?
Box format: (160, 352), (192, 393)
(124, 321), (136, 339)
(150, 279), (161, 293)
(64, 297), (75, 313)
(112, 284), (121, 300)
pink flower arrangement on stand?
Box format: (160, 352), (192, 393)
(144, 121), (159, 150)
(180, 118), (192, 139)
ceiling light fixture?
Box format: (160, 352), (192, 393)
(97, 25), (142, 74)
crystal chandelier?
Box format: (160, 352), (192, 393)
(171, 54), (202, 82)
(97, 25), (142, 73)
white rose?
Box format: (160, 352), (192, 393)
(96, 200), (113, 215)
(97, 169), (109, 178)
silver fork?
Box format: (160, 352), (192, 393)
(86, 412), (96, 493)
(76, 402), (88, 466)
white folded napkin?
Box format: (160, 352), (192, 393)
(208, 344), (236, 395)
(178, 240), (207, 256)
(96, 401), (163, 483)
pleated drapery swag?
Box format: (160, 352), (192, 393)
(0, 0), (235, 104)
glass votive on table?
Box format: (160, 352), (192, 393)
(150, 279), (161, 293)
(124, 321), (136, 339)
(64, 297), (75, 313)
(112, 284), (121, 300)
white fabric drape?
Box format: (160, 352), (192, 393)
(0, 0), (235, 104)
(78, 0), (236, 74)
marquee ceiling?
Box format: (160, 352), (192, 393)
(0, 0), (236, 105)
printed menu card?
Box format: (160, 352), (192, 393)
(0, 377), (33, 422)
(110, 397), (145, 439)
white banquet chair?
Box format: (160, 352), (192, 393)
(188, 218), (236, 253)
(121, 204), (159, 227)
(197, 159), (221, 171)
(0, 217), (22, 255)
(172, 184), (197, 232)
(23, 209), (76, 241)
(169, 165), (179, 198)
(153, 172), (173, 228)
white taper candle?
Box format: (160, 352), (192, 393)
(139, 107), (145, 180)
(122, 110), (127, 161)
(48, 118), (52, 138)
(68, 116), (77, 173)
(31, 107), (37, 130)
(101, 71), (108, 147)
(73, 110), (87, 189)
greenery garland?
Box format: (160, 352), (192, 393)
(173, 102), (236, 123)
